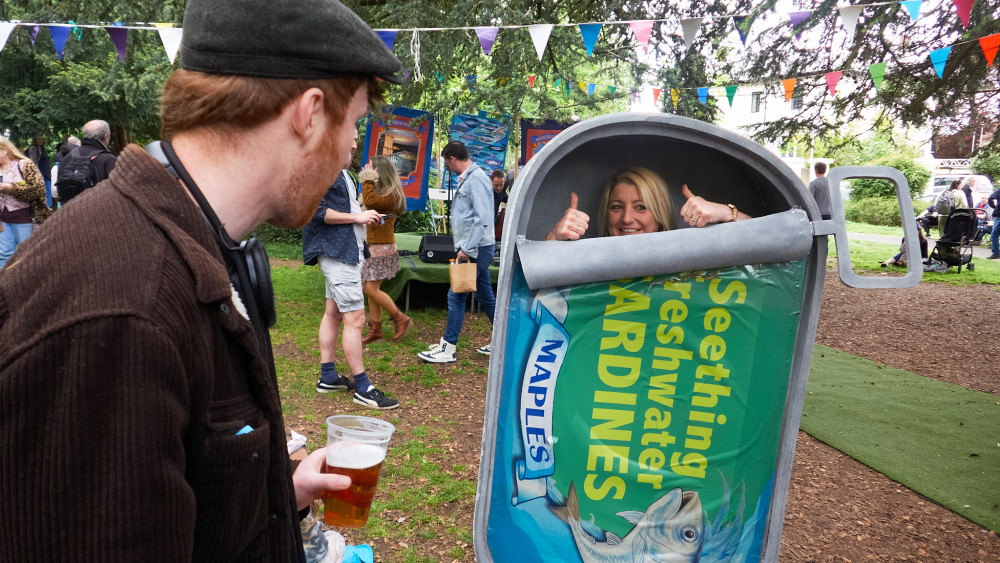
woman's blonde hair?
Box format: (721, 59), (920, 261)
(370, 155), (406, 214)
(597, 167), (675, 236)
(0, 137), (28, 162)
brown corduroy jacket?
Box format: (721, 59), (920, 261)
(0, 145), (303, 562)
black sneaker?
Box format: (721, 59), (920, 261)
(316, 375), (356, 393)
(353, 386), (399, 410)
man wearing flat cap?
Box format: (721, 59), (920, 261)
(0, 0), (400, 561)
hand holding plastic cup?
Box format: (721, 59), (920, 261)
(322, 415), (395, 528)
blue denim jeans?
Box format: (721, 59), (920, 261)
(0, 222), (34, 270)
(991, 218), (1000, 256)
(444, 244), (496, 344)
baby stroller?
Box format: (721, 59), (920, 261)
(929, 208), (978, 272)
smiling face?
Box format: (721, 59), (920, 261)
(605, 182), (662, 236)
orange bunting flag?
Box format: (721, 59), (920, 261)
(528, 75), (536, 87)
(980, 33), (1000, 67)
(825, 71), (842, 97)
(782, 78), (797, 101)
(652, 87), (662, 106)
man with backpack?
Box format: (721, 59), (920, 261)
(934, 179), (966, 238)
(56, 119), (116, 204)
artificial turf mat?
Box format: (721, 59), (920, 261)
(802, 345), (1000, 533)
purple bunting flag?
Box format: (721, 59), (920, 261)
(787, 11), (811, 40)
(106, 27), (128, 60)
(475, 27), (499, 56)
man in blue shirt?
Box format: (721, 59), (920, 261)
(304, 151), (400, 409)
(419, 141), (496, 362)
(987, 187), (1000, 260)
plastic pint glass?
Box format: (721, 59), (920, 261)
(322, 415), (395, 528)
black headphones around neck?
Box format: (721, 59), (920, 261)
(144, 141), (277, 337)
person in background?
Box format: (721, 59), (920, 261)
(418, 140), (496, 363)
(0, 0), (402, 559)
(491, 168), (508, 240)
(0, 137), (51, 269)
(50, 135), (81, 204)
(304, 158), (400, 410)
(935, 179), (966, 237)
(24, 136), (51, 207)
(546, 167), (750, 241)
(960, 176), (976, 208)
(916, 204), (938, 237)
(987, 186), (1000, 260)
(358, 155), (412, 343)
(881, 221), (928, 267)
(56, 119), (117, 204)
(808, 161), (832, 220)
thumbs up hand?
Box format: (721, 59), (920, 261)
(545, 192), (591, 241)
(679, 184), (736, 228)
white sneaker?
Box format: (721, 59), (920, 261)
(477, 343), (492, 356)
(418, 338), (457, 363)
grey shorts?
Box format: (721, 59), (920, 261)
(318, 255), (364, 313)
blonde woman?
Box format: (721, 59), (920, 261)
(546, 166), (750, 241)
(359, 155), (412, 342)
(0, 137), (51, 269)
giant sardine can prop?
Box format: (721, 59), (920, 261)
(473, 113), (920, 562)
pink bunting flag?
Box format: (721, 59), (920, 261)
(628, 20), (653, 50)
(782, 78), (797, 102)
(952, 0), (973, 29)
(787, 11), (811, 40)
(106, 27), (128, 61)
(825, 71), (842, 97)
(475, 27), (499, 56)
(980, 34), (1000, 66)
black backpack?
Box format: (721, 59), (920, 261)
(57, 147), (106, 203)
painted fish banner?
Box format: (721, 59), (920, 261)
(448, 113), (510, 175)
(519, 119), (570, 165)
(361, 106), (434, 212)
(483, 259), (808, 562)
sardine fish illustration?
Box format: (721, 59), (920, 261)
(550, 482), (704, 563)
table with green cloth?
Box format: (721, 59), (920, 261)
(383, 233), (499, 308)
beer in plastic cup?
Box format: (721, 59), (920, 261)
(322, 415), (395, 528)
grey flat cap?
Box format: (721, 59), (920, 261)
(180, 0), (402, 84)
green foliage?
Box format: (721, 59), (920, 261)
(394, 210), (435, 233)
(849, 156), (930, 200)
(843, 197), (920, 227)
(971, 150), (1000, 182)
(250, 224), (303, 245)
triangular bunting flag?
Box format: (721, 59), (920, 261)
(68, 20), (82, 41)
(825, 71), (842, 97)
(475, 27), (499, 56)
(732, 16), (750, 46)
(680, 18), (703, 49)
(725, 85), (737, 107)
(608, 85), (617, 96)
(29, 26), (39, 45)
(869, 61), (887, 90)
(929, 46), (951, 78)
(376, 30), (397, 52)
(837, 6), (864, 42)
(0, 22), (16, 52)
(787, 11), (811, 40)
(628, 20), (653, 50)
(587, 83), (596, 96)
(553, 78), (561, 88)
(49, 26), (71, 60)
(435, 71), (445, 83)
(899, 1), (922, 21)
(652, 87), (662, 106)
(528, 75), (536, 88)
(578, 80), (587, 93)
(527, 24), (552, 60)
(980, 33), (1000, 66)
(564, 81), (571, 97)
(403, 69), (411, 81)
(578, 23), (602, 57)
(156, 26), (182, 64)
(106, 27), (127, 61)
(697, 87), (709, 104)
(952, 0), (973, 29)
(670, 88), (680, 109)
(782, 78), (797, 101)
(465, 74), (477, 91)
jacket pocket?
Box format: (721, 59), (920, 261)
(190, 414), (272, 560)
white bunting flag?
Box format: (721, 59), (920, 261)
(837, 6), (864, 42)
(0, 22), (17, 53)
(156, 25), (182, 65)
(527, 24), (553, 60)
(680, 18), (703, 49)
